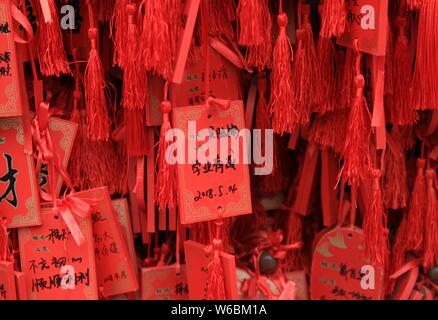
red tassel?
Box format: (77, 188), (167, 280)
(140, 0), (173, 80)
(255, 77), (271, 134)
(302, 48), (346, 152)
(69, 108), (128, 194)
(315, 35), (336, 113)
(255, 76), (278, 173)
(34, 0), (71, 76)
(206, 219), (226, 300)
(390, 214), (409, 277)
(210, 0), (236, 40)
(255, 77), (289, 193)
(245, 0), (273, 71)
(412, 0), (438, 110)
(384, 25), (394, 99)
(111, 0), (128, 68)
(68, 89), (84, 190)
(406, 0), (422, 10)
(423, 169), (438, 269)
(405, 158), (427, 251)
(155, 98), (178, 211)
(122, 4), (148, 109)
(191, 222), (211, 245)
(237, 0), (266, 46)
(340, 48), (357, 109)
(391, 17), (418, 125)
(319, 0), (346, 38)
(364, 169), (389, 266)
(84, 28), (111, 141)
(285, 212), (302, 271)
(308, 108), (349, 154)
(340, 75), (372, 186)
(124, 108), (149, 157)
(94, 0), (115, 22)
(110, 142), (129, 195)
(292, 5), (320, 124)
(334, 49), (346, 108)
(269, 10), (296, 135)
(164, 0), (182, 57)
(383, 129), (409, 210)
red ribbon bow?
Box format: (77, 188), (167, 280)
(55, 194), (97, 246)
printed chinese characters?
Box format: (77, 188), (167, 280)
(0, 154), (19, 208)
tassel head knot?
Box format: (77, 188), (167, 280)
(88, 28), (98, 40)
(73, 90), (82, 100)
(126, 4), (136, 16)
(160, 101), (172, 114)
(277, 13), (288, 28)
(417, 158), (426, 170)
(370, 169), (382, 191)
(212, 238), (223, 251)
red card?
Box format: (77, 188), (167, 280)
(184, 240), (239, 300)
(171, 47), (242, 108)
(0, 117), (41, 228)
(173, 101), (252, 224)
(320, 149), (339, 228)
(172, 0), (201, 84)
(0, 0), (23, 117)
(37, 116), (78, 196)
(14, 271), (27, 300)
(293, 142), (320, 216)
(18, 207), (99, 300)
(141, 265), (189, 300)
(75, 187), (138, 297)
(337, 0), (388, 56)
(0, 261), (16, 300)
(310, 227), (385, 300)
(146, 74), (165, 127)
(112, 198), (138, 281)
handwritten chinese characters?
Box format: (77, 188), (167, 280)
(0, 1), (24, 116)
(0, 18), (11, 77)
(173, 101), (252, 224)
(171, 47), (241, 108)
(0, 50), (11, 77)
(75, 187), (137, 297)
(310, 227), (385, 300)
(18, 208), (98, 299)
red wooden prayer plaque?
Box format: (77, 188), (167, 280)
(0, 117), (40, 228)
(75, 187), (138, 297)
(141, 265), (189, 300)
(337, 0), (388, 56)
(311, 227), (385, 300)
(37, 116), (78, 197)
(18, 207), (99, 300)
(0, 261), (16, 300)
(0, 0), (23, 117)
(172, 101), (252, 224)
